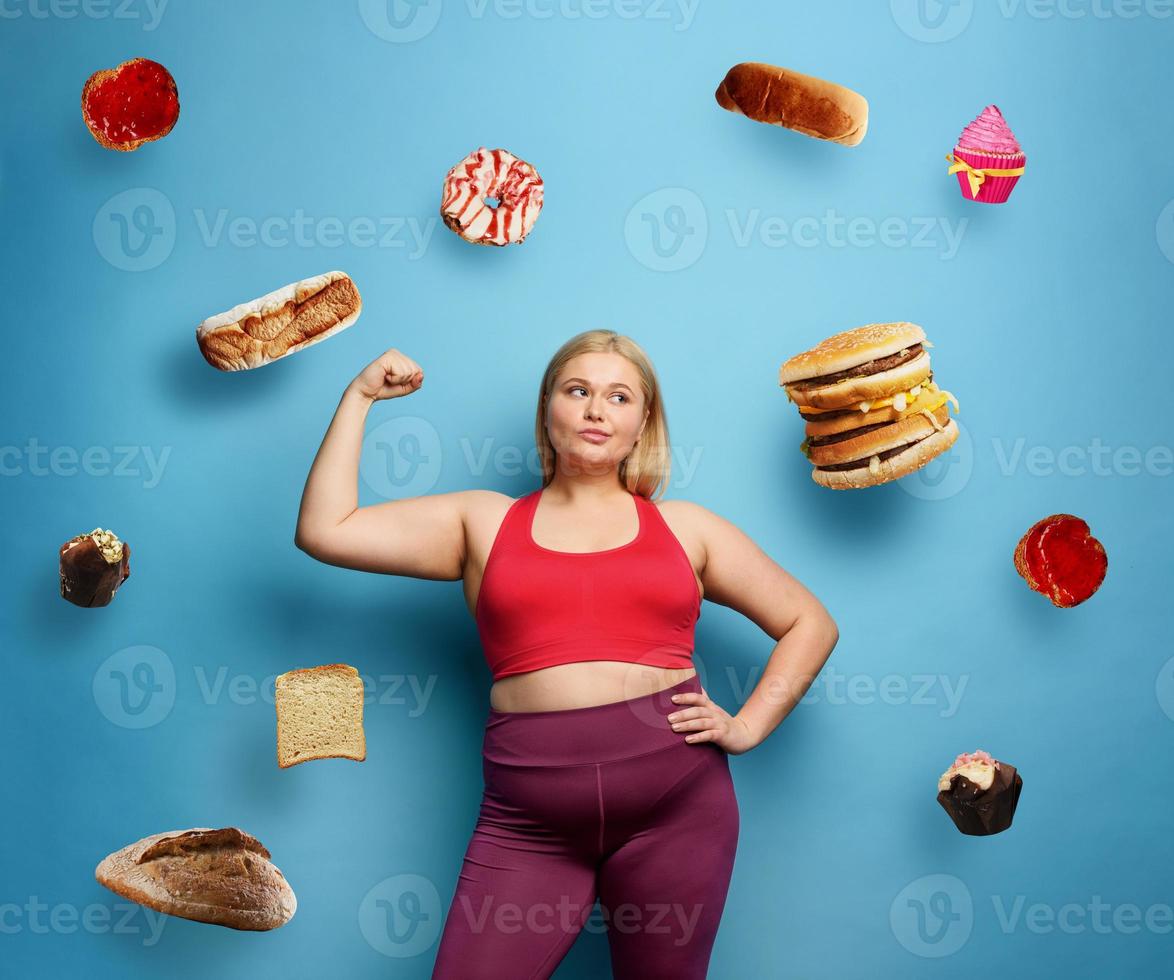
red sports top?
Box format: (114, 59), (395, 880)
(474, 488), (702, 681)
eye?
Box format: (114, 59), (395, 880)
(568, 385), (628, 403)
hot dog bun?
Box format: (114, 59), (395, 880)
(715, 62), (869, 146)
(196, 271), (361, 372)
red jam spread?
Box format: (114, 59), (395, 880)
(84, 58), (178, 146)
(1018, 514), (1107, 607)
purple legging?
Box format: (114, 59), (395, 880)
(431, 673), (739, 979)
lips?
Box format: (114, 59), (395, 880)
(579, 429), (609, 443)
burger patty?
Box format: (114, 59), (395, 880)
(807, 420), (893, 447)
(789, 344), (924, 392)
(799, 371), (935, 421)
(814, 429), (935, 472)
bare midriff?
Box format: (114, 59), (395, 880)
(489, 660), (697, 713)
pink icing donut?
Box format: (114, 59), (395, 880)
(440, 147), (544, 246)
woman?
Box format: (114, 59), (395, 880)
(294, 330), (839, 979)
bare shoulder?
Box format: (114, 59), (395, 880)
(652, 497), (747, 550)
(651, 496), (729, 563)
(462, 488), (519, 524)
(462, 489), (523, 553)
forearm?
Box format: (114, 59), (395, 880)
(295, 384), (373, 543)
(733, 613), (839, 747)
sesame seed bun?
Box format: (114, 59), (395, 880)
(779, 322), (926, 384)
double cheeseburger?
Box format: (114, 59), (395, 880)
(779, 322), (960, 489)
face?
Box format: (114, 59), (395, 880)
(544, 352), (649, 475)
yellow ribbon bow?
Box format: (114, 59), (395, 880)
(946, 154), (1025, 198)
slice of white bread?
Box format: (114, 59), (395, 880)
(275, 663), (366, 768)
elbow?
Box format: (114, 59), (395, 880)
(294, 525), (320, 558)
(821, 610), (840, 652)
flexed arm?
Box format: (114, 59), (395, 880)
(294, 349), (470, 580)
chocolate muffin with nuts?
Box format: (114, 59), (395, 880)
(59, 528), (130, 607)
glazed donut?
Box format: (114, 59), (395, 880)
(440, 147), (544, 246)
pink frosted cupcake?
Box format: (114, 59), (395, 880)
(947, 105), (1026, 204)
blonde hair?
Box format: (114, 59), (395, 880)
(534, 330), (671, 501)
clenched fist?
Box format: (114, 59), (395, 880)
(349, 348), (424, 402)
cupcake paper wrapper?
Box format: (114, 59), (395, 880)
(937, 764), (1023, 835)
(949, 146), (1026, 204)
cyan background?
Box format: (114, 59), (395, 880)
(3, 0), (1173, 976)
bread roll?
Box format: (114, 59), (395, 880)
(95, 828), (296, 931)
(196, 271), (361, 371)
(715, 62), (868, 146)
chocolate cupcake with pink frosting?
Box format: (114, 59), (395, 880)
(947, 105), (1026, 204)
(936, 749), (1024, 836)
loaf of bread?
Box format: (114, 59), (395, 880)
(95, 827), (296, 931)
(196, 271), (362, 371)
(275, 663), (366, 768)
(715, 62), (869, 146)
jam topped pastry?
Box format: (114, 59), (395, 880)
(81, 57), (179, 151)
(1014, 514), (1107, 607)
